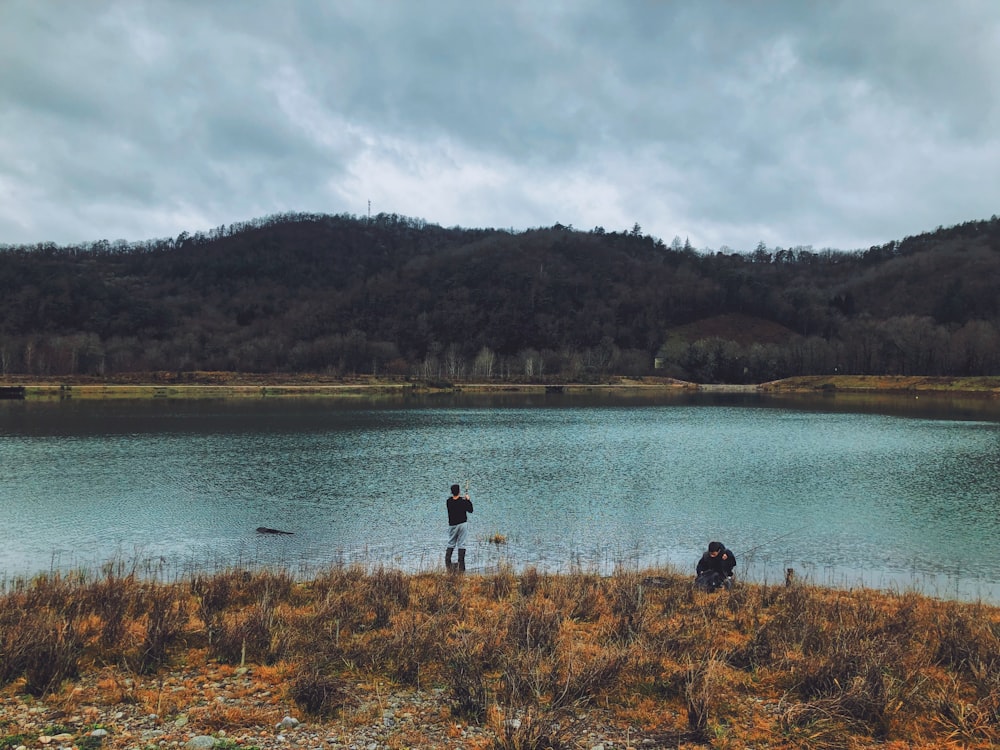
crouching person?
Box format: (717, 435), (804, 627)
(695, 540), (736, 592)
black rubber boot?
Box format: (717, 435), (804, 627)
(445, 547), (454, 571)
(458, 548), (466, 572)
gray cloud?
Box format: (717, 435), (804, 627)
(1, 0), (999, 251)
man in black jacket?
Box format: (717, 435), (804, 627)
(445, 483), (473, 571)
(695, 540), (736, 591)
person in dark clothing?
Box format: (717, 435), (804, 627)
(446, 483), (473, 571)
(695, 540), (736, 591)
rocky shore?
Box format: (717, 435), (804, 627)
(0, 661), (674, 750)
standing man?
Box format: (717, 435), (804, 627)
(695, 540), (736, 591)
(446, 483), (473, 572)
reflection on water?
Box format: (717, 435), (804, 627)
(2, 390), (1000, 602)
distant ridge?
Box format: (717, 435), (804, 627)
(1, 212), (999, 382)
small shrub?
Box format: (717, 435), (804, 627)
(289, 663), (349, 718)
(518, 567), (544, 598)
(934, 604), (1000, 677)
(20, 573), (79, 615)
(487, 564), (517, 601)
(135, 584), (187, 673)
(372, 611), (443, 686)
(190, 572), (234, 643)
(507, 598), (562, 653)
(290, 604), (347, 664)
(727, 621), (775, 671)
(725, 580), (754, 615)
(648, 614), (705, 659)
(935, 689), (1000, 744)
(241, 569), (296, 607)
(499, 648), (557, 707)
(212, 603), (281, 665)
(85, 569), (139, 651)
(555, 644), (628, 706)
(308, 563), (367, 601)
(605, 573), (649, 644)
(547, 573), (605, 622)
(305, 585), (367, 635)
(419, 573), (465, 616)
(794, 634), (906, 739)
(367, 567), (411, 628)
(778, 698), (864, 749)
(19, 610), (84, 696)
(641, 664), (689, 700)
(683, 653), (727, 742)
(447, 633), (492, 721)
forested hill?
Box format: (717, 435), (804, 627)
(2, 212), (1000, 383)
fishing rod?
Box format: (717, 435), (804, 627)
(737, 525), (808, 559)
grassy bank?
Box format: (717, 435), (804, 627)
(0, 373), (696, 401)
(4, 372), (1000, 401)
(0, 372), (426, 400)
(1, 565), (999, 749)
(760, 374), (1000, 396)
(2, 382), (421, 400)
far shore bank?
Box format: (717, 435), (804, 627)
(759, 373), (1000, 397)
(0, 374), (696, 401)
(1, 372), (999, 400)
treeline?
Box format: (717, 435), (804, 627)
(2, 211), (1000, 382)
(657, 316), (1000, 383)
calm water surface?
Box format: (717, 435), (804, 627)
(2, 391), (999, 601)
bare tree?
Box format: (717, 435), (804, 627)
(473, 347), (496, 379)
(444, 344), (465, 379)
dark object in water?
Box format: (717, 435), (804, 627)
(256, 526), (294, 535)
(0, 386), (25, 400)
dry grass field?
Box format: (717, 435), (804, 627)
(1, 564), (999, 749)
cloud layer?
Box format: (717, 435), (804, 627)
(2, 1), (999, 251)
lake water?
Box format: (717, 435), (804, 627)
(2, 390), (1000, 601)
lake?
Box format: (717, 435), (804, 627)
(2, 390), (1000, 601)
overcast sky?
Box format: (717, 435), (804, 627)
(2, 1), (999, 252)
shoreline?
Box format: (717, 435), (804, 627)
(2, 373), (999, 400)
